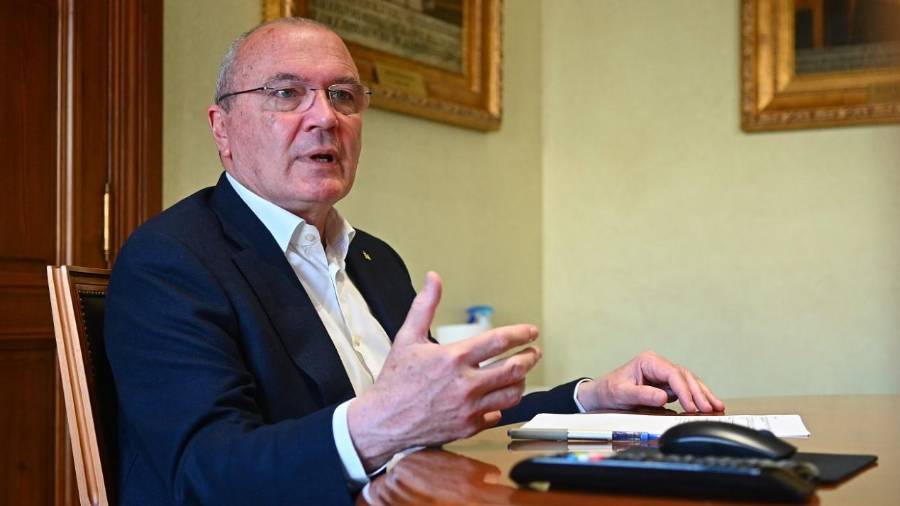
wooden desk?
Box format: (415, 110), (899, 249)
(361, 395), (900, 505)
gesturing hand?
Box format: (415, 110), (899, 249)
(576, 351), (725, 414)
(347, 272), (542, 471)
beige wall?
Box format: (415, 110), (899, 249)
(541, 0), (900, 397)
(164, 0), (257, 203)
(165, 0), (900, 398)
(163, 0), (546, 380)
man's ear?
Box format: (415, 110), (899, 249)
(208, 104), (231, 159)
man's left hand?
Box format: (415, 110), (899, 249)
(576, 351), (725, 413)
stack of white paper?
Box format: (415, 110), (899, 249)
(521, 414), (810, 438)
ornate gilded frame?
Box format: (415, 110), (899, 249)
(741, 0), (900, 131)
(263, 0), (501, 131)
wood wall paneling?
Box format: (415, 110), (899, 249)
(0, 0), (162, 504)
(0, 1), (63, 502)
(0, 341), (57, 506)
(70, 0), (109, 268)
(109, 0), (163, 263)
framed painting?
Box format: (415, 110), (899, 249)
(742, 0), (900, 131)
(263, 0), (501, 131)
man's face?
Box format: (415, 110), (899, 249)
(209, 25), (363, 218)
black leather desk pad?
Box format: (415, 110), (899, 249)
(793, 452), (877, 483)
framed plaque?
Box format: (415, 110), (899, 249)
(742, 0), (900, 131)
(264, 0), (502, 131)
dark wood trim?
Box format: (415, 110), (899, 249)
(52, 1), (163, 503)
(108, 0), (163, 266)
(55, 4), (77, 501)
(1, 0), (160, 504)
(0, 338), (55, 350)
(57, 0), (73, 266)
(68, 0), (109, 269)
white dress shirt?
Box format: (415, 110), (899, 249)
(226, 173), (588, 490)
(226, 173), (389, 487)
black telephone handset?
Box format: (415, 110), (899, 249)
(510, 421), (819, 503)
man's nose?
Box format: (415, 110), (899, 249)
(302, 89), (338, 130)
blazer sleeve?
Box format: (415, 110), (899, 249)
(105, 230), (354, 505)
(499, 379), (586, 425)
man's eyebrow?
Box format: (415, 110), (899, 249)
(331, 76), (363, 85)
(265, 72), (362, 86)
(267, 72), (304, 83)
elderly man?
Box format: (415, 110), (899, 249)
(105, 17), (723, 505)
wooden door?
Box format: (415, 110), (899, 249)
(0, 1), (161, 504)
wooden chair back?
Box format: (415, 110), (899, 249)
(47, 266), (116, 506)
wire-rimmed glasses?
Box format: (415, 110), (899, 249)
(216, 80), (372, 115)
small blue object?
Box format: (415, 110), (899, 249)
(465, 305), (494, 324)
(611, 431), (660, 442)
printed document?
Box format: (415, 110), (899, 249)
(522, 413), (810, 438)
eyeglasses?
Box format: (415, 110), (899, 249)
(216, 80), (372, 115)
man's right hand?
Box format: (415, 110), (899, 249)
(347, 271), (541, 471)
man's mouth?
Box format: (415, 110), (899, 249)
(310, 153), (334, 163)
(306, 149), (338, 164)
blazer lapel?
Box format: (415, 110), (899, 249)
(210, 175), (355, 405)
(345, 239), (405, 341)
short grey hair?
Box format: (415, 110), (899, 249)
(214, 17), (331, 109)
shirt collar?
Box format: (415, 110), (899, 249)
(225, 172), (356, 260)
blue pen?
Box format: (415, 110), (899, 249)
(508, 428), (659, 442)
(611, 430), (659, 442)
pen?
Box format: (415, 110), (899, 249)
(507, 428), (659, 442)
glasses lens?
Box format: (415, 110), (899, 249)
(328, 84), (370, 114)
(261, 83), (311, 112)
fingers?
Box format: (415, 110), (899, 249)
(451, 348), (540, 433)
(453, 324), (539, 364)
(477, 346), (541, 393)
(482, 410), (502, 427)
(667, 368), (725, 413)
(699, 378), (725, 412)
(661, 368), (699, 413)
(627, 384), (669, 407)
(394, 272), (442, 345)
(475, 381), (527, 413)
(681, 372), (708, 412)
(636, 351), (724, 413)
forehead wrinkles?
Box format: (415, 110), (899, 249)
(234, 26), (358, 88)
(231, 26), (286, 88)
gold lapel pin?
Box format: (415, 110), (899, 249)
(363, 250), (372, 261)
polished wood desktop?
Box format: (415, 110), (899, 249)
(360, 396), (900, 505)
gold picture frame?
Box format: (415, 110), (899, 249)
(741, 0), (900, 131)
(263, 0), (501, 131)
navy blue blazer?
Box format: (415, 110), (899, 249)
(105, 174), (581, 505)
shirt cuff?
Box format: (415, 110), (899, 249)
(332, 399), (371, 489)
(572, 378), (593, 413)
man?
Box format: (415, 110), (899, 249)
(105, 17), (723, 505)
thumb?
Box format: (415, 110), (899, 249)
(623, 384), (668, 408)
(394, 271), (442, 345)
